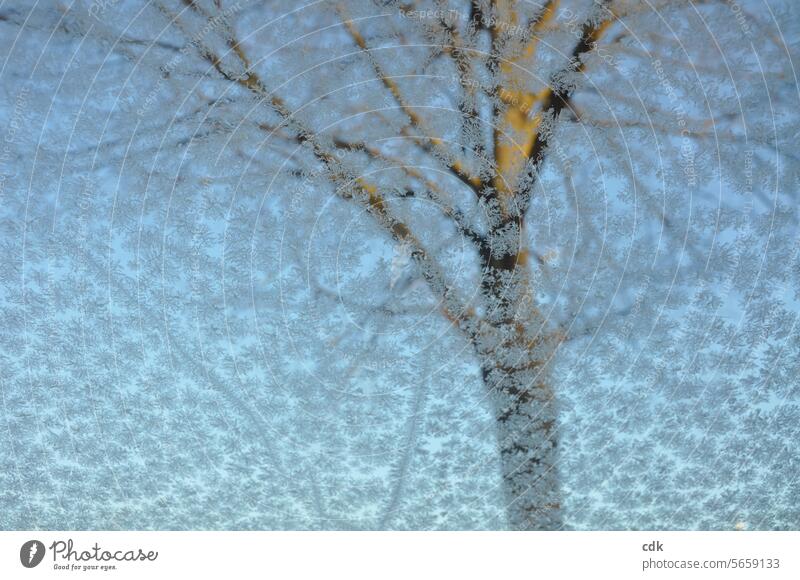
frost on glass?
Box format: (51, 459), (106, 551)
(0, 0), (798, 530)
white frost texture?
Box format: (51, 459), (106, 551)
(0, 0), (798, 530)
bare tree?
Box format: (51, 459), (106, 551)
(0, 0), (798, 530)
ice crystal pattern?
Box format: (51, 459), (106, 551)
(0, 0), (798, 530)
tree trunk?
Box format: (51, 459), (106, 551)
(480, 344), (561, 530)
(475, 215), (560, 529)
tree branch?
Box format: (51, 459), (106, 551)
(331, 137), (485, 247)
(337, 5), (483, 193)
(172, 0), (484, 342)
(516, 0), (614, 214)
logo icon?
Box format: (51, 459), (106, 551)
(20, 540), (45, 568)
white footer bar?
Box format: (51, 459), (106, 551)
(1, 531), (797, 579)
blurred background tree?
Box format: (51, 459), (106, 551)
(0, 0), (798, 530)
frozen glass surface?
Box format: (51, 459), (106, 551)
(0, 0), (798, 530)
